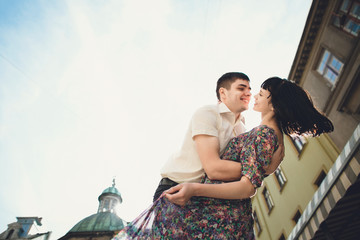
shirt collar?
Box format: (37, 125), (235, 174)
(218, 102), (232, 114)
(218, 102), (245, 124)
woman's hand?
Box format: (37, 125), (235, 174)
(165, 183), (196, 206)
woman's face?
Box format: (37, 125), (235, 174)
(253, 88), (273, 113)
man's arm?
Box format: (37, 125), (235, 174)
(194, 134), (242, 181)
(165, 176), (255, 206)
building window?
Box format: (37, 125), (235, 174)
(102, 199), (110, 212)
(262, 187), (274, 213)
(291, 135), (307, 153)
(332, 0), (360, 36)
(314, 170), (327, 188)
(274, 168), (287, 190)
(6, 230), (14, 239)
(338, 67), (360, 116)
(279, 234), (286, 240)
(253, 210), (262, 235)
(292, 210), (302, 224)
(317, 49), (344, 86)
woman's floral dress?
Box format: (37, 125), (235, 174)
(113, 125), (278, 239)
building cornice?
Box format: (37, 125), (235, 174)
(288, 0), (328, 85)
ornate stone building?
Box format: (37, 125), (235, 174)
(0, 217), (51, 240)
(59, 180), (128, 240)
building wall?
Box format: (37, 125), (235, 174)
(254, 0), (360, 239)
(295, 0), (360, 150)
(252, 134), (339, 239)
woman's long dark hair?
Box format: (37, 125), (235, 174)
(261, 77), (334, 136)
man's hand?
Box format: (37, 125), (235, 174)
(165, 183), (195, 206)
(165, 177), (256, 204)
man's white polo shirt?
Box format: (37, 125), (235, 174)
(160, 102), (246, 183)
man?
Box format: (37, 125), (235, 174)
(153, 72), (283, 201)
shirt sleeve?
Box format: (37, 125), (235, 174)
(240, 127), (278, 188)
(191, 106), (219, 138)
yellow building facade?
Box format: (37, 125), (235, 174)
(251, 0), (360, 239)
(252, 134), (339, 239)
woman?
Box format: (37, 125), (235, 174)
(113, 77), (334, 239)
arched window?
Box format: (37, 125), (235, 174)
(6, 229), (14, 239)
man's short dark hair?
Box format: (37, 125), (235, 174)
(216, 72), (250, 101)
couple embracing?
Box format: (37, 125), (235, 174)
(114, 72), (333, 239)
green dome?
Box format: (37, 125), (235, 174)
(99, 186), (123, 203)
(102, 186), (121, 196)
(69, 212), (127, 232)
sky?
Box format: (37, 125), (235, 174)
(0, 0), (312, 239)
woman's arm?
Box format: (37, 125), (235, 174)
(166, 127), (279, 206)
(165, 176), (255, 206)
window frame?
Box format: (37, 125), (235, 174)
(278, 233), (286, 240)
(314, 169), (327, 188)
(290, 134), (307, 155)
(274, 167), (287, 191)
(6, 229), (14, 239)
(316, 49), (344, 88)
(262, 187), (274, 213)
(337, 67), (360, 119)
(332, 0), (360, 36)
(292, 209), (302, 225)
(253, 210), (262, 236)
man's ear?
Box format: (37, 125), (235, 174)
(219, 87), (227, 101)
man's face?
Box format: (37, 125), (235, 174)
(220, 79), (252, 114)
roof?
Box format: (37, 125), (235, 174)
(16, 217), (43, 226)
(98, 186), (123, 203)
(101, 186), (121, 196)
(27, 232), (51, 240)
(69, 212), (127, 233)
